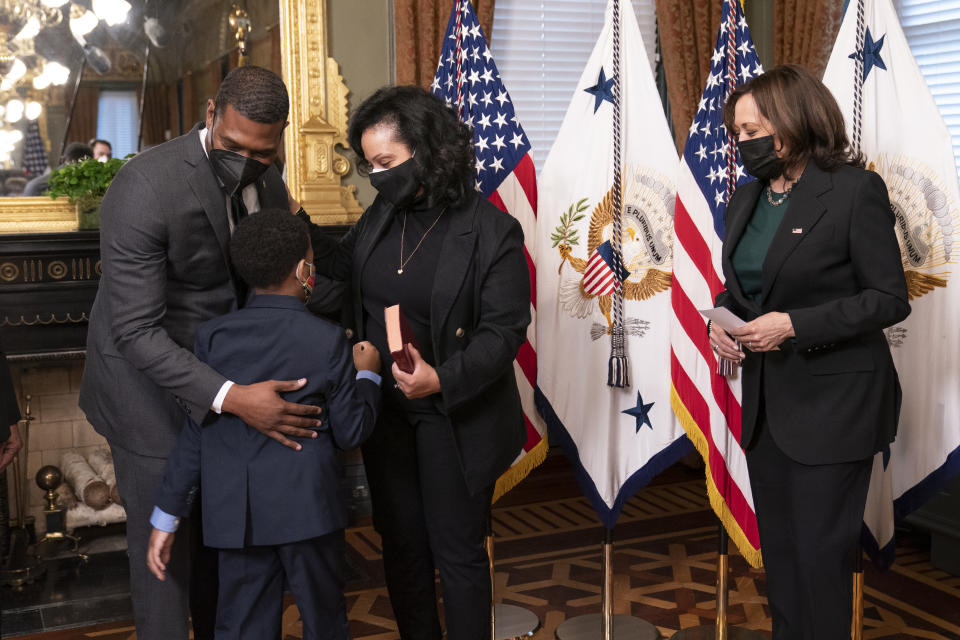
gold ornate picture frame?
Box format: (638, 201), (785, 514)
(0, 0), (360, 235)
(281, 0), (363, 225)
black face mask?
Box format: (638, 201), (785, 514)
(369, 156), (420, 208)
(737, 135), (784, 181)
(207, 126), (270, 195)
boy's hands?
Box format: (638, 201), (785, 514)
(147, 527), (175, 581)
(353, 341), (381, 373)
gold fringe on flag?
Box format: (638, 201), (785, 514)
(491, 436), (550, 505)
(671, 385), (764, 568)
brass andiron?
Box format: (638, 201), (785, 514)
(33, 465), (86, 561)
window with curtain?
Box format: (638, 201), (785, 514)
(96, 90), (140, 158)
(491, 0), (658, 172)
(895, 0), (960, 175)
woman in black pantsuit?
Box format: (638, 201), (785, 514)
(306, 86), (529, 640)
(709, 65), (910, 639)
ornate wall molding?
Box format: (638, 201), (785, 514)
(0, 198), (78, 235)
(280, 0), (363, 226)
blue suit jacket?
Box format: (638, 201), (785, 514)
(155, 294), (380, 548)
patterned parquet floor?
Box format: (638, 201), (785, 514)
(16, 453), (960, 639)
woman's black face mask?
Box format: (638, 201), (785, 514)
(369, 156), (420, 208)
(737, 135), (785, 181)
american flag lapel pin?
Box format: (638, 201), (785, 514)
(792, 227), (803, 234)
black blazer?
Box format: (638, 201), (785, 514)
(80, 124), (291, 457)
(309, 192), (530, 495)
(155, 295), (380, 548)
(717, 163), (910, 465)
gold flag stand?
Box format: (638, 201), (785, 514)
(669, 524), (766, 640)
(486, 523), (540, 640)
(555, 528), (659, 640)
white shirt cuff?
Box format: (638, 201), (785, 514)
(211, 380), (234, 414)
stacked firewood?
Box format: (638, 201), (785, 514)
(59, 447), (126, 529)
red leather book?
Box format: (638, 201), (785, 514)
(385, 304), (419, 374)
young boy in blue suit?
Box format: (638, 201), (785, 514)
(146, 209), (381, 639)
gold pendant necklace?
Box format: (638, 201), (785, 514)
(398, 207), (447, 274)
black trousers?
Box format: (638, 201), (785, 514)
(214, 531), (348, 640)
(111, 442), (218, 640)
(362, 405), (493, 640)
(746, 417), (872, 640)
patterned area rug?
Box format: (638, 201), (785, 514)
(13, 455), (960, 639)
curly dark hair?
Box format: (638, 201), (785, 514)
(348, 85), (475, 209)
(214, 66), (289, 124)
(230, 208), (309, 289)
(723, 64), (863, 176)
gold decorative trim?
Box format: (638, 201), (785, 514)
(280, 0), (363, 226)
(2, 312), (90, 327)
(0, 198), (78, 235)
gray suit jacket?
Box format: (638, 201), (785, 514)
(79, 124), (289, 457)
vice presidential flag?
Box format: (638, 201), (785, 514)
(823, 0), (960, 566)
(431, 0), (547, 501)
(536, 0), (690, 527)
(669, 0), (764, 567)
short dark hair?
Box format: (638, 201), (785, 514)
(230, 208), (309, 288)
(723, 64), (862, 176)
(89, 139), (111, 149)
(214, 66), (289, 124)
(61, 142), (92, 164)
(348, 85), (474, 209)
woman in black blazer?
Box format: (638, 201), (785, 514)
(709, 65), (910, 639)
(306, 86), (529, 640)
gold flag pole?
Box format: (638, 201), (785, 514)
(670, 523), (766, 640)
(555, 527), (659, 640)
(852, 546), (864, 640)
(487, 515), (539, 640)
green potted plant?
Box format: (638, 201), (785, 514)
(46, 156), (127, 230)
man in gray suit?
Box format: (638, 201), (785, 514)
(79, 66), (322, 640)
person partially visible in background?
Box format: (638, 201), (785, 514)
(90, 139), (112, 162)
(23, 142), (93, 197)
(0, 338), (22, 473)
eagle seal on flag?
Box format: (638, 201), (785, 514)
(867, 155), (958, 300)
(553, 169), (675, 334)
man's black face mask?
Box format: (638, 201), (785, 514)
(207, 121), (270, 195)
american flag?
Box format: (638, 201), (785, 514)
(431, 0), (546, 500)
(23, 120), (49, 177)
(668, 0), (763, 567)
(581, 241), (624, 297)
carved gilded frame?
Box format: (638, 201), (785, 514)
(0, 0), (361, 234)
(280, 0), (362, 225)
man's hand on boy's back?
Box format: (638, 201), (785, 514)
(222, 379), (322, 452)
(353, 341), (381, 374)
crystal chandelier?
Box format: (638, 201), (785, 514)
(0, 0), (130, 139)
